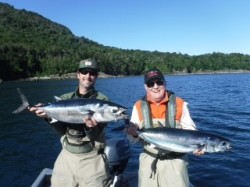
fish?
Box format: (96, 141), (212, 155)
(13, 88), (128, 123)
(138, 127), (231, 153)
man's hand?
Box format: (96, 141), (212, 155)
(28, 103), (48, 118)
(126, 122), (139, 138)
(193, 149), (205, 156)
(84, 116), (98, 128)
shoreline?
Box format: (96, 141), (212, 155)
(2, 70), (250, 82)
(5, 72), (122, 82)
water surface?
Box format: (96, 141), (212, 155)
(0, 73), (250, 187)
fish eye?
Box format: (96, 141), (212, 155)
(222, 142), (227, 146)
(111, 107), (118, 113)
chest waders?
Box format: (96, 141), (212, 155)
(64, 90), (99, 154)
(140, 91), (185, 178)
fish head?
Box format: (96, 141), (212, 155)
(207, 138), (231, 152)
(113, 107), (128, 119)
(93, 105), (128, 122)
(214, 139), (231, 152)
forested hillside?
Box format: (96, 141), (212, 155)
(1, 2), (250, 81)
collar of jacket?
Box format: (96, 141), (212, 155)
(75, 87), (98, 98)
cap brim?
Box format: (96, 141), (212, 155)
(146, 77), (164, 84)
(78, 67), (98, 71)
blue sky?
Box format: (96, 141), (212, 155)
(2, 0), (250, 56)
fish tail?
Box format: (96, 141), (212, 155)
(12, 88), (30, 114)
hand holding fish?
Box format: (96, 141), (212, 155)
(29, 103), (99, 127)
(28, 103), (48, 119)
(193, 149), (205, 156)
(13, 88), (128, 124)
(84, 116), (97, 128)
(126, 122), (139, 138)
(138, 127), (231, 154)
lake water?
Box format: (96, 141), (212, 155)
(0, 73), (250, 187)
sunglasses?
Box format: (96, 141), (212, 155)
(79, 69), (98, 76)
(146, 80), (164, 88)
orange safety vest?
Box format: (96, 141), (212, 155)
(135, 91), (184, 128)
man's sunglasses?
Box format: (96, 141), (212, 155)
(79, 69), (98, 76)
(146, 80), (164, 88)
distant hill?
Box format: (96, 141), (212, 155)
(1, 2), (250, 81)
(0, 2), (108, 80)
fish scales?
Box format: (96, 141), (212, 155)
(139, 127), (231, 153)
(13, 88), (128, 124)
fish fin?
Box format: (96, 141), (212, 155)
(54, 96), (61, 101)
(197, 144), (206, 151)
(80, 110), (95, 116)
(157, 121), (164, 127)
(12, 88), (30, 114)
(148, 143), (157, 148)
(141, 137), (190, 153)
(50, 118), (58, 123)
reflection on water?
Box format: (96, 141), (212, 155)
(0, 73), (250, 187)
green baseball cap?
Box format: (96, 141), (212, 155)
(78, 59), (99, 71)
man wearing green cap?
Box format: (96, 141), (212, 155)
(29, 59), (111, 187)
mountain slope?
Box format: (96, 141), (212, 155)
(1, 2), (250, 81)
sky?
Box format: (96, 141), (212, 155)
(1, 0), (250, 56)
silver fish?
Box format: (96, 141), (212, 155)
(139, 127), (231, 153)
(13, 88), (128, 123)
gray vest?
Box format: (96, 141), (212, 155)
(140, 91), (176, 129)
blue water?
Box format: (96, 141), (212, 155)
(1, 73), (250, 187)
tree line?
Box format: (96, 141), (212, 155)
(1, 3), (250, 81)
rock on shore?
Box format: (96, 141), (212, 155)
(21, 72), (119, 81)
